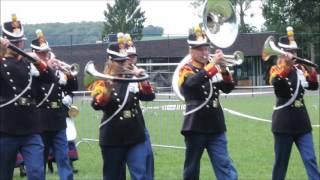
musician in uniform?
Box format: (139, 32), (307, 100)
(268, 27), (320, 180)
(178, 25), (237, 180)
(0, 14), (54, 180)
(124, 33), (155, 180)
(88, 35), (154, 180)
(47, 88), (79, 174)
(31, 29), (78, 180)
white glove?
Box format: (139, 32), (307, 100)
(62, 95), (72, 106)
(211, 73), (223, 83)
(128, 82), (139, 93)
(297, 69), (309, 88)
(30, 63), (40, 77)
(57, 70), (67, 85)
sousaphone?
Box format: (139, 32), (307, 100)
(172, 0), (240, 101)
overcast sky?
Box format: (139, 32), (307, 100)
(0, 0), (265, 35)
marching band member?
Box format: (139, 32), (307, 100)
(47, 93), (80, 174)
(88, 35), (154, 180)
(268, 27), (320, 180)
(178, 26), (237, 180)
(0, 14), (54, 180)
(31, 29), (78, 180)
(125, 33), (155, 180)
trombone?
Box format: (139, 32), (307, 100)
(262, 36), (318, 68)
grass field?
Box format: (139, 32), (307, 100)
(13, 93), (319, 180)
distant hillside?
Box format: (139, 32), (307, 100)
(23, 21), (104, 47)
(0, 21), (164, 47)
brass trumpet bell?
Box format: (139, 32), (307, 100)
(209, 50), (244, 66)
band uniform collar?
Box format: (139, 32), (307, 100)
(191, 59), (205, 69)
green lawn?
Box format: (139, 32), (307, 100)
(13, 94), (319, 179)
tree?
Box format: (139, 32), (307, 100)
(262, 0), (320, 63)
(102, 0), (146, 40)
(230, 0), (257, 33)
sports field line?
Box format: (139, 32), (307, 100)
(223, 108), (320, 128)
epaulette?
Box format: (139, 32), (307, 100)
(89, 80), (107, 97)
(178, 64), (195, 87)
(268, 65), (280, 85)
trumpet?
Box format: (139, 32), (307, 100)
(50, 52), (80, 76)
(58, 61), (80, 76)
(262, 36), (318, 68)
(208, 51), (244, 66)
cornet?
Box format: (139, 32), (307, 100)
(208, 51), (244, 66)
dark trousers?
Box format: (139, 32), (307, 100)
(0, 133), (44, 180)
(100, 140), (148, 180)
(183, 133), (237, 180)
(272, 132), (320, 180)
(42, 129), (73, 180)
(118, 129), (154, 180)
